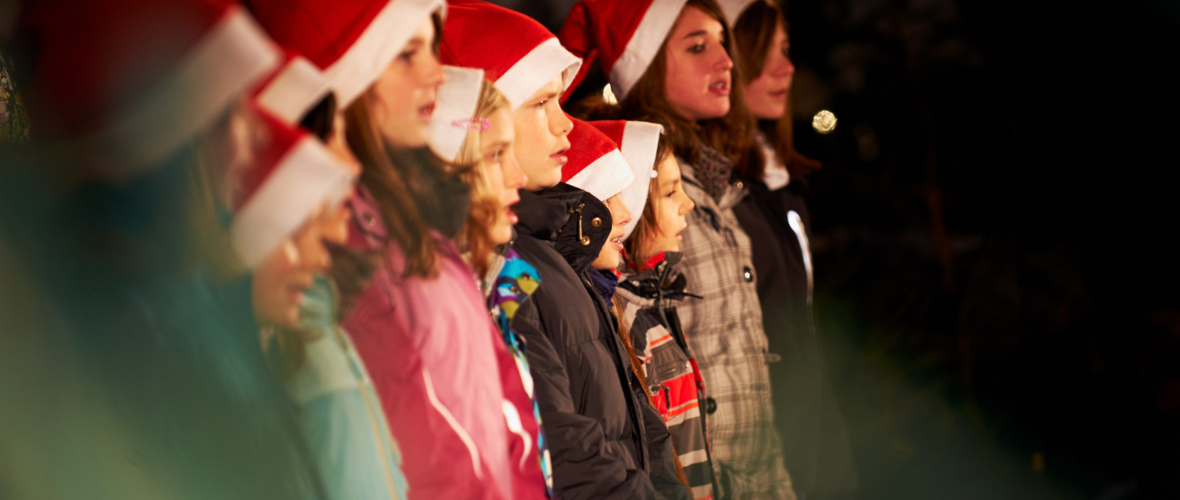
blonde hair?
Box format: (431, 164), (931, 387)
(455, 80), (511, 277)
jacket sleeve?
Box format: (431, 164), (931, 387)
(633, 373), (693, 500)
(512, 299), (659, 500)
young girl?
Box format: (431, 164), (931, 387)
(607, 129), (719, 500)
(728, 2), (858, 498)
(560, 0), (796, 497)
(443, 73), (554, 496)
(247, 1), (545, 499)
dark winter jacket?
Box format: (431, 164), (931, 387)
(616, 252), (717, 500)
(510, 184), (690, 500)
(733, 175), (858, 498)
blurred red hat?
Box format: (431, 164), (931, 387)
(21, 0), (281, 177)
(439, 0), (581, 111)
(558, 0), (687, 102)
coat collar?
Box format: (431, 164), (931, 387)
(514, 183), (612, 274)
(679, 154), (748, 211)
(619, 251), (696, 303)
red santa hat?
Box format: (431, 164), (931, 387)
(561, 118), (635, 203)
(587, 121), (664, 240)
(718, 0), (759, 27)
(246, 0), (446, 110)
(230, 106), (357, 267)
(251, 49), (333, 125)
(558, 0), (688, 102)
(439, 0), (582, 111)
(20, 0), (281, 178)
(427, 66), (485, 162)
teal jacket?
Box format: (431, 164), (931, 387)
(287, 275), (409, 500)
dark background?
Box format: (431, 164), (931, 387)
(499, 0), (1180, 498)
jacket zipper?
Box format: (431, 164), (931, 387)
(340, 329), (402, 499)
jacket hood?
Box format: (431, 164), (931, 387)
(514, 183), (612, 274)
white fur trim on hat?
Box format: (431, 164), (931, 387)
(566, 148), (635, 203)
(495, 37), (582, 111)
(256, 56), (332, 125)
(231, 137), (356, 267)
(100, 6), (279, 178)
(618, 121), (664, 240)
(325, 0), (446, 108)
(610, 0), (686, 100)
(718, 0), (758, 28)
(428, 66), (484, 162)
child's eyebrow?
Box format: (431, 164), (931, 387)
(485, 140), (511, 150)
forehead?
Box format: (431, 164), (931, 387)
(409, 13), (436, 41)
(656, 153), (680, 182)
(481, 107), (514, 145)
(670, 5), (723, 38)
(532, 74), (565, 100)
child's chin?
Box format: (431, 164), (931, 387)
(278, 307), (302, 328)
(492, 226), (514, 246)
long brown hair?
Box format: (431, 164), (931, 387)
(613, 0), (754, 166)
(455, 80), (511, 278)
(623, 141), (673, 267)
(731, 0), (820, 183)
(344, 94), (442, 278)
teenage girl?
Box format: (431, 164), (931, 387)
(729, 2), (858, 498)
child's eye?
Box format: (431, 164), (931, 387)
(688, 44), (705, 54)
(399, 48), (415, 62)
(535, 99), (548, 108)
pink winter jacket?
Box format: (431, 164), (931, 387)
(342, 187), (547, 500)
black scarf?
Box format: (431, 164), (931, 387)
(693, 145), (734, 202)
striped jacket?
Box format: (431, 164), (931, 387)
(616, 252), (717, 500)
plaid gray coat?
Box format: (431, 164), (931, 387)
(676, 153), (796, 500)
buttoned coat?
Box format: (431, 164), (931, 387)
(674, 149), (796, 500)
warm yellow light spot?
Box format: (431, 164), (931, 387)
(1032, 452), (1045, 473)
(812, 109), (837, 134)
(602, 84), (618, 105)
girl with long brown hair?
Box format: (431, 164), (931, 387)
(728, 2), (859, 499)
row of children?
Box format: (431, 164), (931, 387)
(0, 0), (855, 499)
